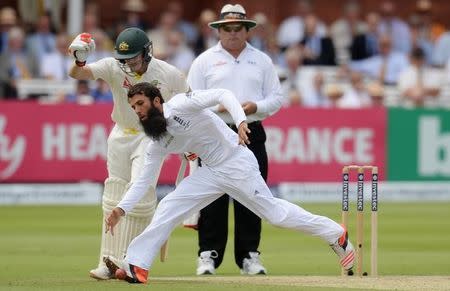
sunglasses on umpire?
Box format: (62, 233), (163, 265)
(221, 24), (245, 32)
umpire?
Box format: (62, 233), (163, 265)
(187, 4), (284, 275)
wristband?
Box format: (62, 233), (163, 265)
(75, 60), (86, 67)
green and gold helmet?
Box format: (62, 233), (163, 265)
(113, 27), (152, 61)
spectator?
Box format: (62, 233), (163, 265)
(25, 13), (56, 58)
(282, 46), (303, 106)
(91, 79), (113, 103)
(0, 26), (39, 99)
(301, 71), (329, 107)
(276, 0), (326, 50)
(165, 29), (195, 74)
(431, 29), (450, 67)
(120, 0), (149, 31)
(349, 34), (409, 85)
(409, 15), (434, 65)
(167, 0), (199, 46)
(411, 0), (445, 43)
(249, 12), (274, 54)
(330, 0), (367, 64)
(65, 79), (113, 104)
(300, 14), (336, 66)
(0, 6), (17, 54)
(377, 1), (411, 54)
(193, 9), (218, 56)
(340, 72), (370, 108)
(147, 11), (178, 59)
(40, 33), (72, 80)
(87, 30), (114, 63)
(276, 66), (292, 106)
(18, 0), (65, 32)
(366, 82), (385, 107)
(398, 47), (445, 107)
(351, 12), (380, 61)
(83, 12), (99, 35)
(324, 83), (345, 107)
(282, 46), (323, 107)
(65, 80), (94, 105)
(265, 37), (285, 67)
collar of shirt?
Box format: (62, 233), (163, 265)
(212, 41), (255, 56)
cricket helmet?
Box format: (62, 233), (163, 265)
(113, 27), (152, 62)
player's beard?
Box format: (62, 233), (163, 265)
(140, 107), (167, 141)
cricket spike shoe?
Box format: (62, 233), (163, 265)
(116, 263), (148, 284)
(330, 228), (355, 271)
(89, 265), (114, 280)
(104, 257), (148, 284)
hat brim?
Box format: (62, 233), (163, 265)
(209, 19), (257, 29)
(113, 50), (141, 60)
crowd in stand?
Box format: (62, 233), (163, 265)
(1, 0), (450, 108)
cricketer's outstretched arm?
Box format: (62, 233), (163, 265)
(179, 89), (246, 128)
(116, 148), (166, 214)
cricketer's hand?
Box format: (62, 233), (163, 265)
(105, 207), (125, 236)
(238, 121), (251, 145)
(241, 101), (257, 115)
(68, 33), (96, 65)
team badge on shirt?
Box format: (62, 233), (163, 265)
(173, 115), (191, 129)
(213, 60), (227, 67)
(122, 77), (132, 89)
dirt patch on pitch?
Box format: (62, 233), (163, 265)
(154, 276), (450, 290)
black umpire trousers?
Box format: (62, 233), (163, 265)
(197, 121), (268, 269)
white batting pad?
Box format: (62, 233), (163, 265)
(96, 177), (156, 267)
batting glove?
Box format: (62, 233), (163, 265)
(69, 33), (96, 67)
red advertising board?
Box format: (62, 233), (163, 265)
(0, 102), (183, 183)
(263, 107), (386, 182)
(0, 102), (386, 183)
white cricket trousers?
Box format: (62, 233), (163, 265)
(125, 147), (344, 270)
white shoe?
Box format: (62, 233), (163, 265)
(330, 229), (355, 271)
(241, 252), (267, 275)
(196, 250), (218, 275)
(89, 265), (113, 280)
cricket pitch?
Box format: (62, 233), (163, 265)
(151, 275), (450, 290)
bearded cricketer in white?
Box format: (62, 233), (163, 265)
(105, 82), (355, 284)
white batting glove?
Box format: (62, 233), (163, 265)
(69, 33), (95, 67)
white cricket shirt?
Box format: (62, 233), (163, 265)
(117, 88), (247, 213)
(187, 42), (284, 124)
(89, 57), (189, 129)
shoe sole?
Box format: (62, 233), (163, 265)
(197, 270), (214, 275)
(123, 271), (145, 284)
(240, 270), (267, 275)
(89, 271), (111, 280)
(105, 258), (147, 284)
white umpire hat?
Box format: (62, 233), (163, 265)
(208, 4), (257, 29)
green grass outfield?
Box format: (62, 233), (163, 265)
(1, 202), (450, 290)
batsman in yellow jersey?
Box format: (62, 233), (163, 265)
(68, 27), (189, 280)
